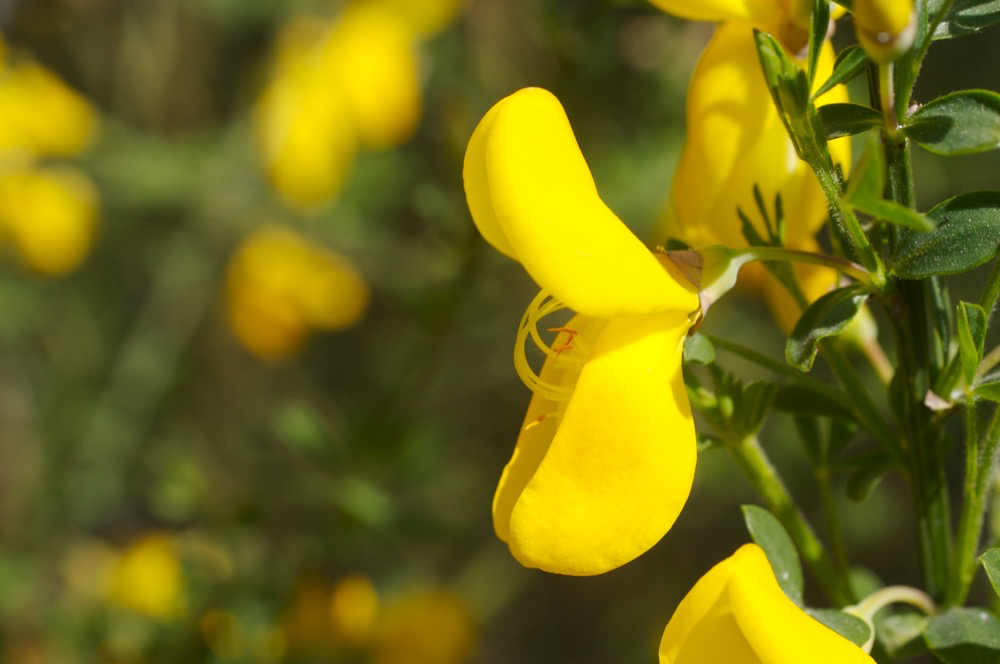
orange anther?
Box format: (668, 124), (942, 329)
(552, 342), (574, 357)
(523, 414), (547, 431)
(547, 327), (579, 337)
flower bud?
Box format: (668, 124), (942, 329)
(854, 0), (916, 63)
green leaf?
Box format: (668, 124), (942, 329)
(980, 547), (1000, 598)
(808, 0), (830, 85)
(891, 191), (1000, 278)
(851, 197), (936, 232)
(975, 378), (1000, 402)
(807, 609), (871, 647)
(683, 332), (715, 365)
(906, 90), (1000, 155)
(818, 103), (883, 139)
(813, 44), (867, 99)
(878, 611), (930, 658)
(845, 451), (893, 501)
(957, 302), (988, 385)
(786, 284), (870, 371)
(925, 607), (1000, 664)
(933, 0), (1000, 39)
(741, 505), (804, 605)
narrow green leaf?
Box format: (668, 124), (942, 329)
(683, 332), (715, 365)
(933, 0), (1000, 39)
(786, 284), (870, 371)
(808, 0), (831, 85)
(737, 381), (778, 437)
(957, 302), (988, 385)
(851, 197), (936, 232)
(741, 504), (804, 605)
(813, 44), (867, 99)
(925, 607), (1000, 664)
(807, 609), (871, 647)
(818, 103), (883, 139)
(980, 547), (1000, 598)
(844, 139), (884, 203)
(906, 90), (1000, 155)
(845, 452), (893, 501)
(974, 379), (1000, 402)
(891, 191), (1000, 278)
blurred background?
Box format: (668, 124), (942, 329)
(0, 0), (999, 662)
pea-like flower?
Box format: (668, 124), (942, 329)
(650, 1), (851, 330)
(853, 0), (916, 63)
(659, 544), (876, 663)
(464, 87), (700, 575)
(225, 226), (369, 362)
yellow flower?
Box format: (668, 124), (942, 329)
(329, 574), (380, 646)
(853, 0), (916, 63)
(0, 37), (99, 275)
(225, 226), (369, 362)
(464, 87), (699, 575)
(254, 1), (433, 208)
(651, 2), (851, 331)
(105, 532), (186, 619)
(0, 167), (98, 276)
(659, 544), (876, 663)
(371, 589), (476, 664)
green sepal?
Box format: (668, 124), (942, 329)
(890, 191), (1000, 278)
(818, 103), (883, 139)
(786, 284), (871, 372)
(925, 607), (1000, 664)
(683, 332), (715, 365)
(807, 609), (872, 647)
(957, 301), (987, 386)
(932, 0), (1000, 39)
(980, 547), (1000, 598)
(906, 90), (1000, 155)
(742, 504), (804, 605)
(878, 611), (931, 658)
(813, 44), (867, 100)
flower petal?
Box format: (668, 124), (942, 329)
(729, 545), (876, 663)
(464, 87), (698, 319)
(648, 0), (780, 24)
(494, 311), (696, 575)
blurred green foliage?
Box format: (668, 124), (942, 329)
(0, 0), (998, 662)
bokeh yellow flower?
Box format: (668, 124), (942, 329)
(0, 37), (99, 276)
(464, 87), (699, 575)
(659, 544), (876, 663)
(225, 225), (369, 362)
(330, 573), (381, 646)
(105, 532), (186, 620)
(650, 1), (851, 331)
(254, 0), (463, 208)
(372, 589), (476, 664)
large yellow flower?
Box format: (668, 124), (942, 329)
(464, 87), (700, 575)
(651, 1), (851, 330)
(660, 544), (875, 663)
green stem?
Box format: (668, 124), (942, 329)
(950, 398), (981, 606)
(950, 403), (1000, 605)
(879, 62), (902, 141)
(816, 465), (851, 578)
(846, 585), (938, 653)
(982, 259), (1000, 322)
(729, 435), (854, 606)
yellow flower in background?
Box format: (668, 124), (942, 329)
(106, 532), (186, 619)
(372, 589), (476, 664)
(225, 225), (369, 362)
(659, 544), (875, 663)
(254, 0), (463, 208)
(650, 1), (850, 331)
(0, 167), (98, 276)
(330, 574), (381, 646)
(0, 37), (99, 276)
(464, 87), (699, 575)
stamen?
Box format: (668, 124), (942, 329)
(513, 290), (578, 401)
